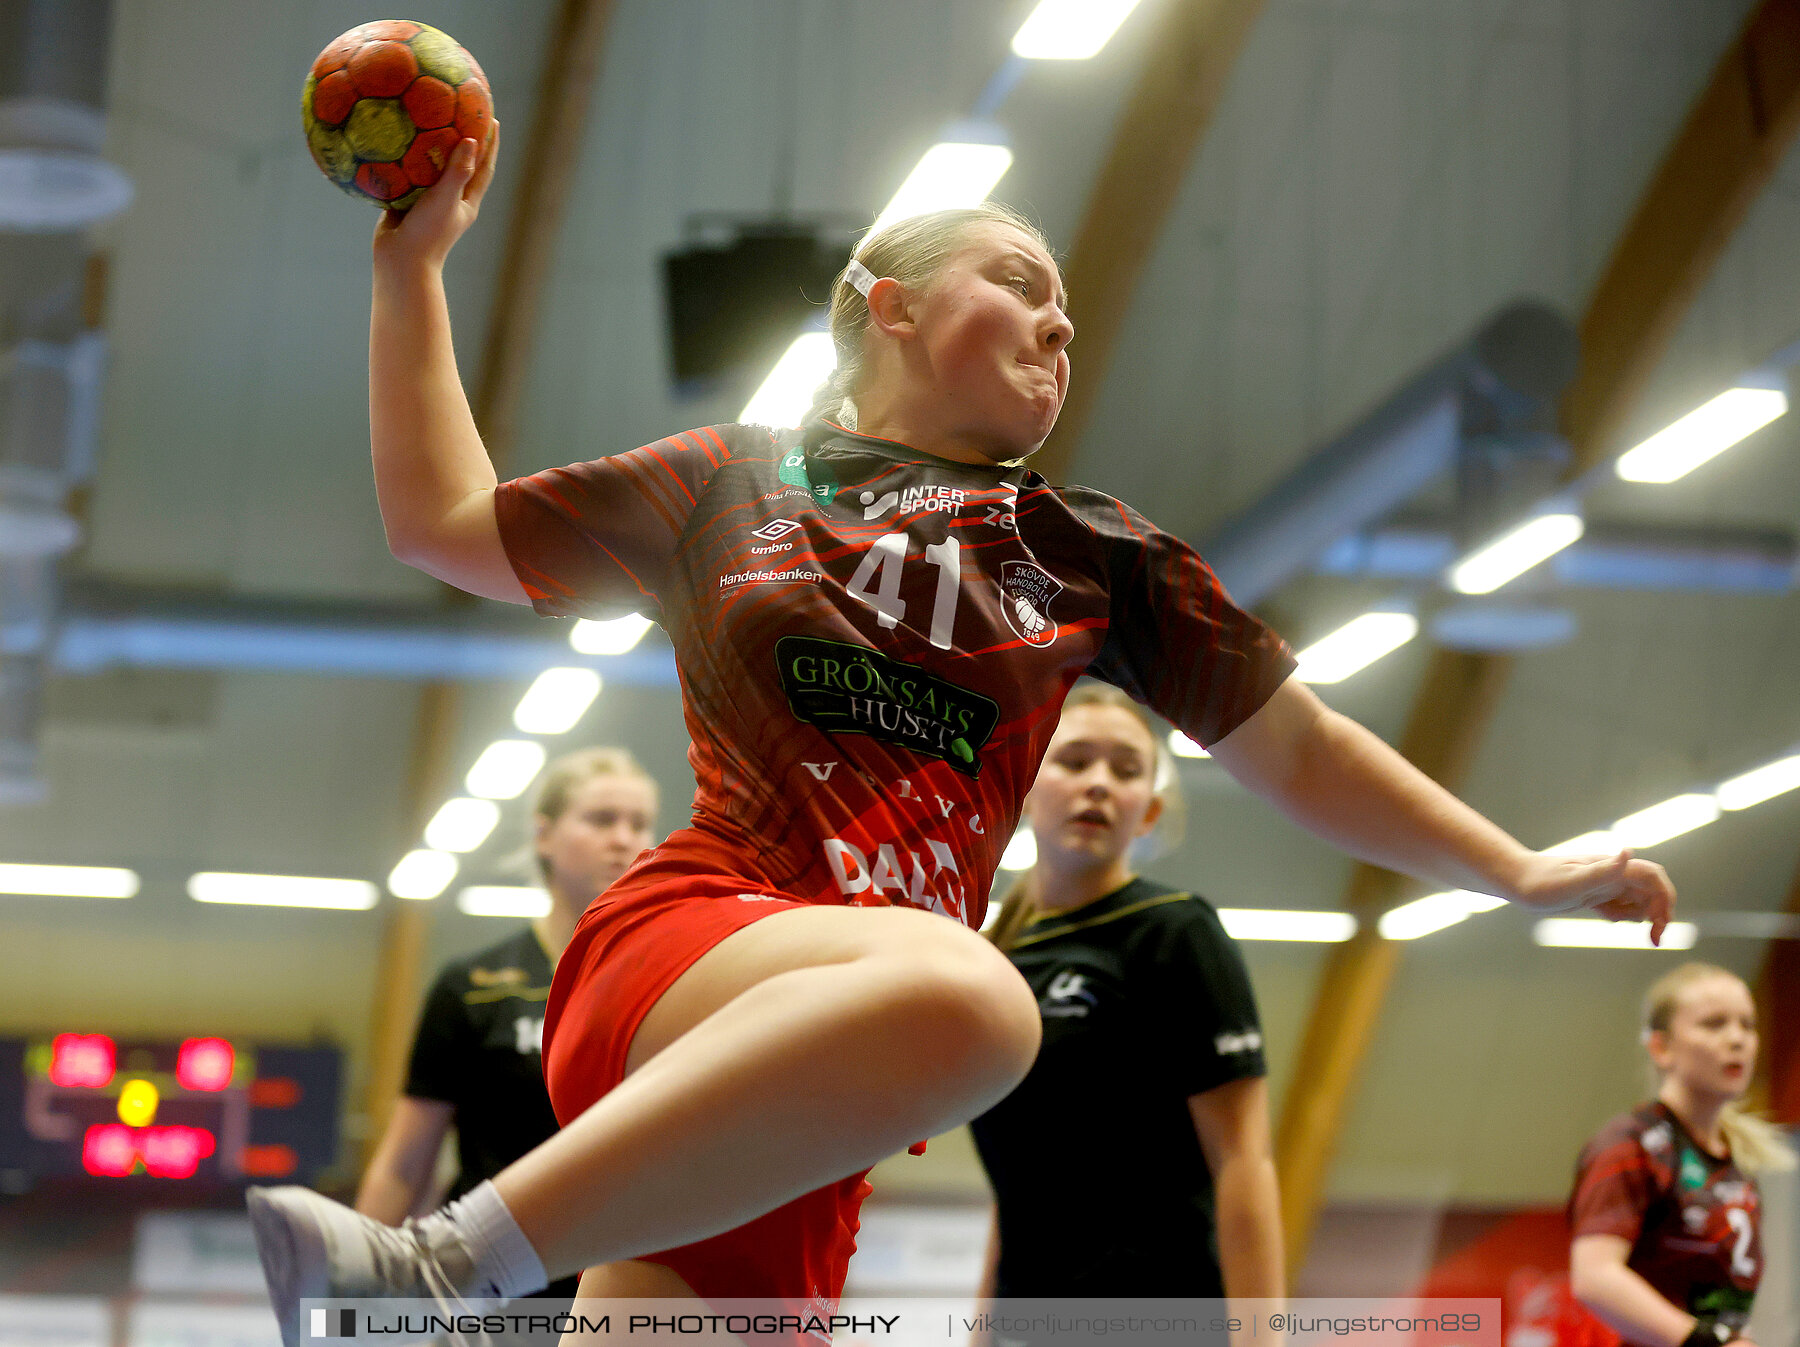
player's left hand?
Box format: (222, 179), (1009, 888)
(1511, 849), (1675, 945)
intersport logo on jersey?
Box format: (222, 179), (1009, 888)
(776, 635), (999, 777)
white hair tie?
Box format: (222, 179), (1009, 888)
(844, 260), (880, 297)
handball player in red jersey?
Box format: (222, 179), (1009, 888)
(1570, 963), (1794, 1347)
(247, 127), (1677, 1345)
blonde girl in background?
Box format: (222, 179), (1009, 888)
(972, 684), (1281, 1315)
(1570, 963), (1795, 1347)
(354, 747), (659, 1300)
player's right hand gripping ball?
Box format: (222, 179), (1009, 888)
(302, 20), (492, 212)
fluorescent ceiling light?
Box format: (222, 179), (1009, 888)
(1294, 611), (1418, 684)
(1217, 909), (1357, 943)
(1012, 0), (1143, 59)
(1612, 793), (1719, 849)
(387, 849), (458, 900)
(1168, 731), (1210, 759)
(1378, 889), (1505, 941)
(188, 872), (377, 910)
(1615, 387), (1787, 484)
(458, 886), (552, 919)
(465, 739), (547, 800)
(1534, 917), (1698, 950)
(870, 141), (1014, 236)
(1716, 753), (1800, 810)
(740, 331), (837, 430)
(1545, 830), (1622, 856)
(423, 798), (501, 854)
(0, 862), (138, 899)
(999, 827), (1037, 872)
(1450, 513), (1584, 594)
(513, 667), (602, 734)
(570, 613), (654, 656)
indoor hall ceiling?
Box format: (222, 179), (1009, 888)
(1, 0), (1795, 1201)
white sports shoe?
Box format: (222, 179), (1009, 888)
(246, 1186), (491, 1347)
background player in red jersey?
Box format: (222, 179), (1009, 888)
(1570, 963), (1795, 1347)
(971, 684), (1282, 1324)
(247, 128), (1677, 1345)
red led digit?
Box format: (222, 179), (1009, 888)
(50, 1034), (116, 1089)
(176, 1037), (235, 1092)
(141, 1125), (216, 1179)
(81, 1123), (137, 1177)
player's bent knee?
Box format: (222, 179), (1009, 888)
(883, 946), (1040, 1097)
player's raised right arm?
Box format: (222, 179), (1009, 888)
(368, 126), (527, 604)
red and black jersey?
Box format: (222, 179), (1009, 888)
(1568, 1101), (1762, 1328)
(495, 418), (1293, 929)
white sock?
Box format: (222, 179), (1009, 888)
(442, 1181), (549, 1301)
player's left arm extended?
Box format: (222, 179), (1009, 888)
(1191, 1075), (1285, 1317)
(1207, 678), (1673, 935)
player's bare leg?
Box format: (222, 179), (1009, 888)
(496, 902), (1040, 1276)
(559, 1260), (713, 1345)
(249, 902), (1038, 1344)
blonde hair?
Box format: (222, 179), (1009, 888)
(986, 683), (1185, 952)
(1644, 962), (1795, 1173)
(808, 203), (1057, 428)
(530, 746), (657, 882)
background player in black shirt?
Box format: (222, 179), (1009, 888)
(1570, 963), (1794, 1347)
(353, 748), (657, 1266)
(973, 684), (1282, 1309)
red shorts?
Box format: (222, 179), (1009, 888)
(541, 841), (873, 1325)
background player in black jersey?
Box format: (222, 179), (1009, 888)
(353, 748), (657, 1299)
(249, 128), (1677, 1343)
(971, 685), (1281, 1319)
(1570, 963), (1794, 1347)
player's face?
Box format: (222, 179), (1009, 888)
(912, 222), (1073, 458)
(1652, 975), (1758, 1102)
(535, 772), (657, 903)
(1026, 704), (1163, 872)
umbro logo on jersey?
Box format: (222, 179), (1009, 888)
(1215, 1029), (1264, 1056)
(751, 517), (802, 542)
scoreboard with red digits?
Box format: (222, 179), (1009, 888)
(0, 1033), (341, 1187)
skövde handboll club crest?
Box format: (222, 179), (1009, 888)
(1000, 560), (1062, 646)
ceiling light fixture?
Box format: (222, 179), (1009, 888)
(1294, 611), (1418, 684)
(1450, 513), (1585, 594)
(870, 137), (1013, 237)
(458, 886), (553, 919)
(570, 613), (655, 656)
(187, 872), (378, 910)
(1217, 909), (1357, 943)
(1011, 0), (1144, 59)
(387, 850), (458, 901)
(1716, 753), (1800, 811)
(0, 862), (139, 899)
(465, 740), (548, 801)
(513, 668), (602, 735)
(1533, 918), (1698, 950)
(739, 331), (838, 429)
(1615, 387), (1787, 484)
(1611, 794), (1720, 849)
(1378, 890), (1505, 941)
(423, 798), (501, 854)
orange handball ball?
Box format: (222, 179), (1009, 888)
(301, 20), (492, 211)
